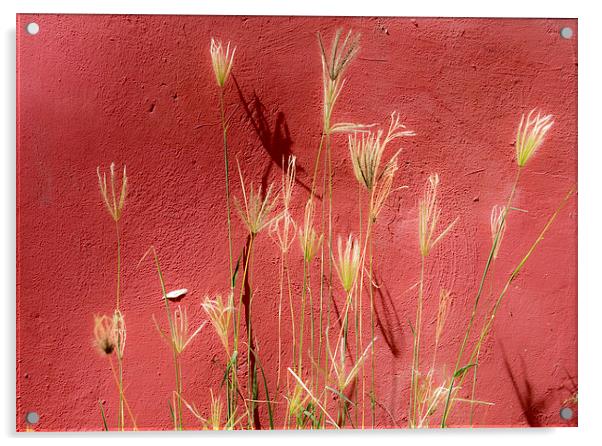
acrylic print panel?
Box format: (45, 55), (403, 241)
(16, 14), (578, 431)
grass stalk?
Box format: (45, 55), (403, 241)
(308, 268), (316, 396)
(460, 188), (575, 396)
(440, 169), (521, 427)
(108, 357), (138, 430)
(219, 89), (235, 289)
(149, 249), (184, 429)
(368, 225), (376, 428)
(409, 255), (425, 427)
(277, 253), (285, 391)
(113, 220), (125, 430)
(299, 258), (307, 375)
(357, 184), (365, 427)
(233, 235), (256, 428)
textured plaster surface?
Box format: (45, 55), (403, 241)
(16, 15), (577, 430)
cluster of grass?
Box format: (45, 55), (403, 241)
(91, 30), (573, 430)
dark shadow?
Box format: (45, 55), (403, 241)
(241, 235), (261, 429)
(558, 365), (578, 416)
(339, 378), (357, 428)
(328, 287), (355, 360)
(232, 76), (312, 197)
(500, 344), (547, 427)
(372, 269), (406, 424)
(373, 271), (404, 358)
(560, 365), (578, 400)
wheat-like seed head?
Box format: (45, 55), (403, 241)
(201, 293), (233, 354)
(328, 335), (374, 392)
(416, 378), (453, 427)
(516, 109), (554, 167)
(418, 174), (457, 257)
(371, 151), (402, 221)
(93, 314), (117, 356)
(348, 131), (385, 191)
(112, 309), (126, 358)
(171, 305), (206, 355)
(330, 122), (375, 134)
(334, 234), (361, 293)
(234, 161), (277, 235)
(298, 200), (323, 263)
(210, 38), (236, 88)
(286, 380), (311, 419)
(282, 155), (296, 209)
(318, 29), (360, 82)
(97, 162), (127, 222)
(207, 390), (224, 430)
(490, 205), (507, 259)
(348, 112), (413, 219)
(269, 156), (297, 253)
(318, 29), (360, 132)
(270, 211), (297, 254)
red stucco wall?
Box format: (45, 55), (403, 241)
(16, 14), (577, 430)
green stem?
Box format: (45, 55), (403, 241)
(470, 270), (496, 425)
(219, 89), (234, 290)
(460, 188), (575, 396)
(320, 130), (332, 412)
(116, 348), (124, 430)
(233, 235), (255, 427)
(276, 253), (285, 392)
(285, 257), (296, 382)
(310, 134), (326, 200)
(247, 236), (257, 428)
(368, 224), (376, 428)
(441, 168), (521, 427)
(410, 255), (425, 428)
(150, 250), (182, 430)
(114, 220), (124, 430)
(175, 354), (183, 430)
(115, 221), (121, 310)
(325, 130), (335, 414)
(357, 184), (365, 428)
(299, 259), (307, 375)
(308, 267), (316, 395)
(219, 87), (237, 423)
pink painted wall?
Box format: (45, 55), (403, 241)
(16, 14), (577, 430)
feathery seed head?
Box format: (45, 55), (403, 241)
(348, 131), (385, 191)
(93, 314), (117, 356)
(318, 28), (360, 82)
(328, 335), (374, 392)
(210, 38), (236, 88)
(170, 305), (205, 355)
(287, 381), (311, 419)
(234, 161), (277, 235)
(490, 205), (507, 259)
(348, 112), (413, 191)
(207, 390), (224, 430)
(269, 156), (297, 253)
(112, 309), (126, 357)
(318, 29), (360, 131)
(371, 151), (401, 221)
(418, 174), (457, 257)
(282, 155), (296, 210)
(334, 234), (361, 293)
(201, 293), (233, 354)
(515, 109), (553, 167)
(299, 200), (323, 263)
(330, 122), (375, 134)
(97, 162), (127, 222)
